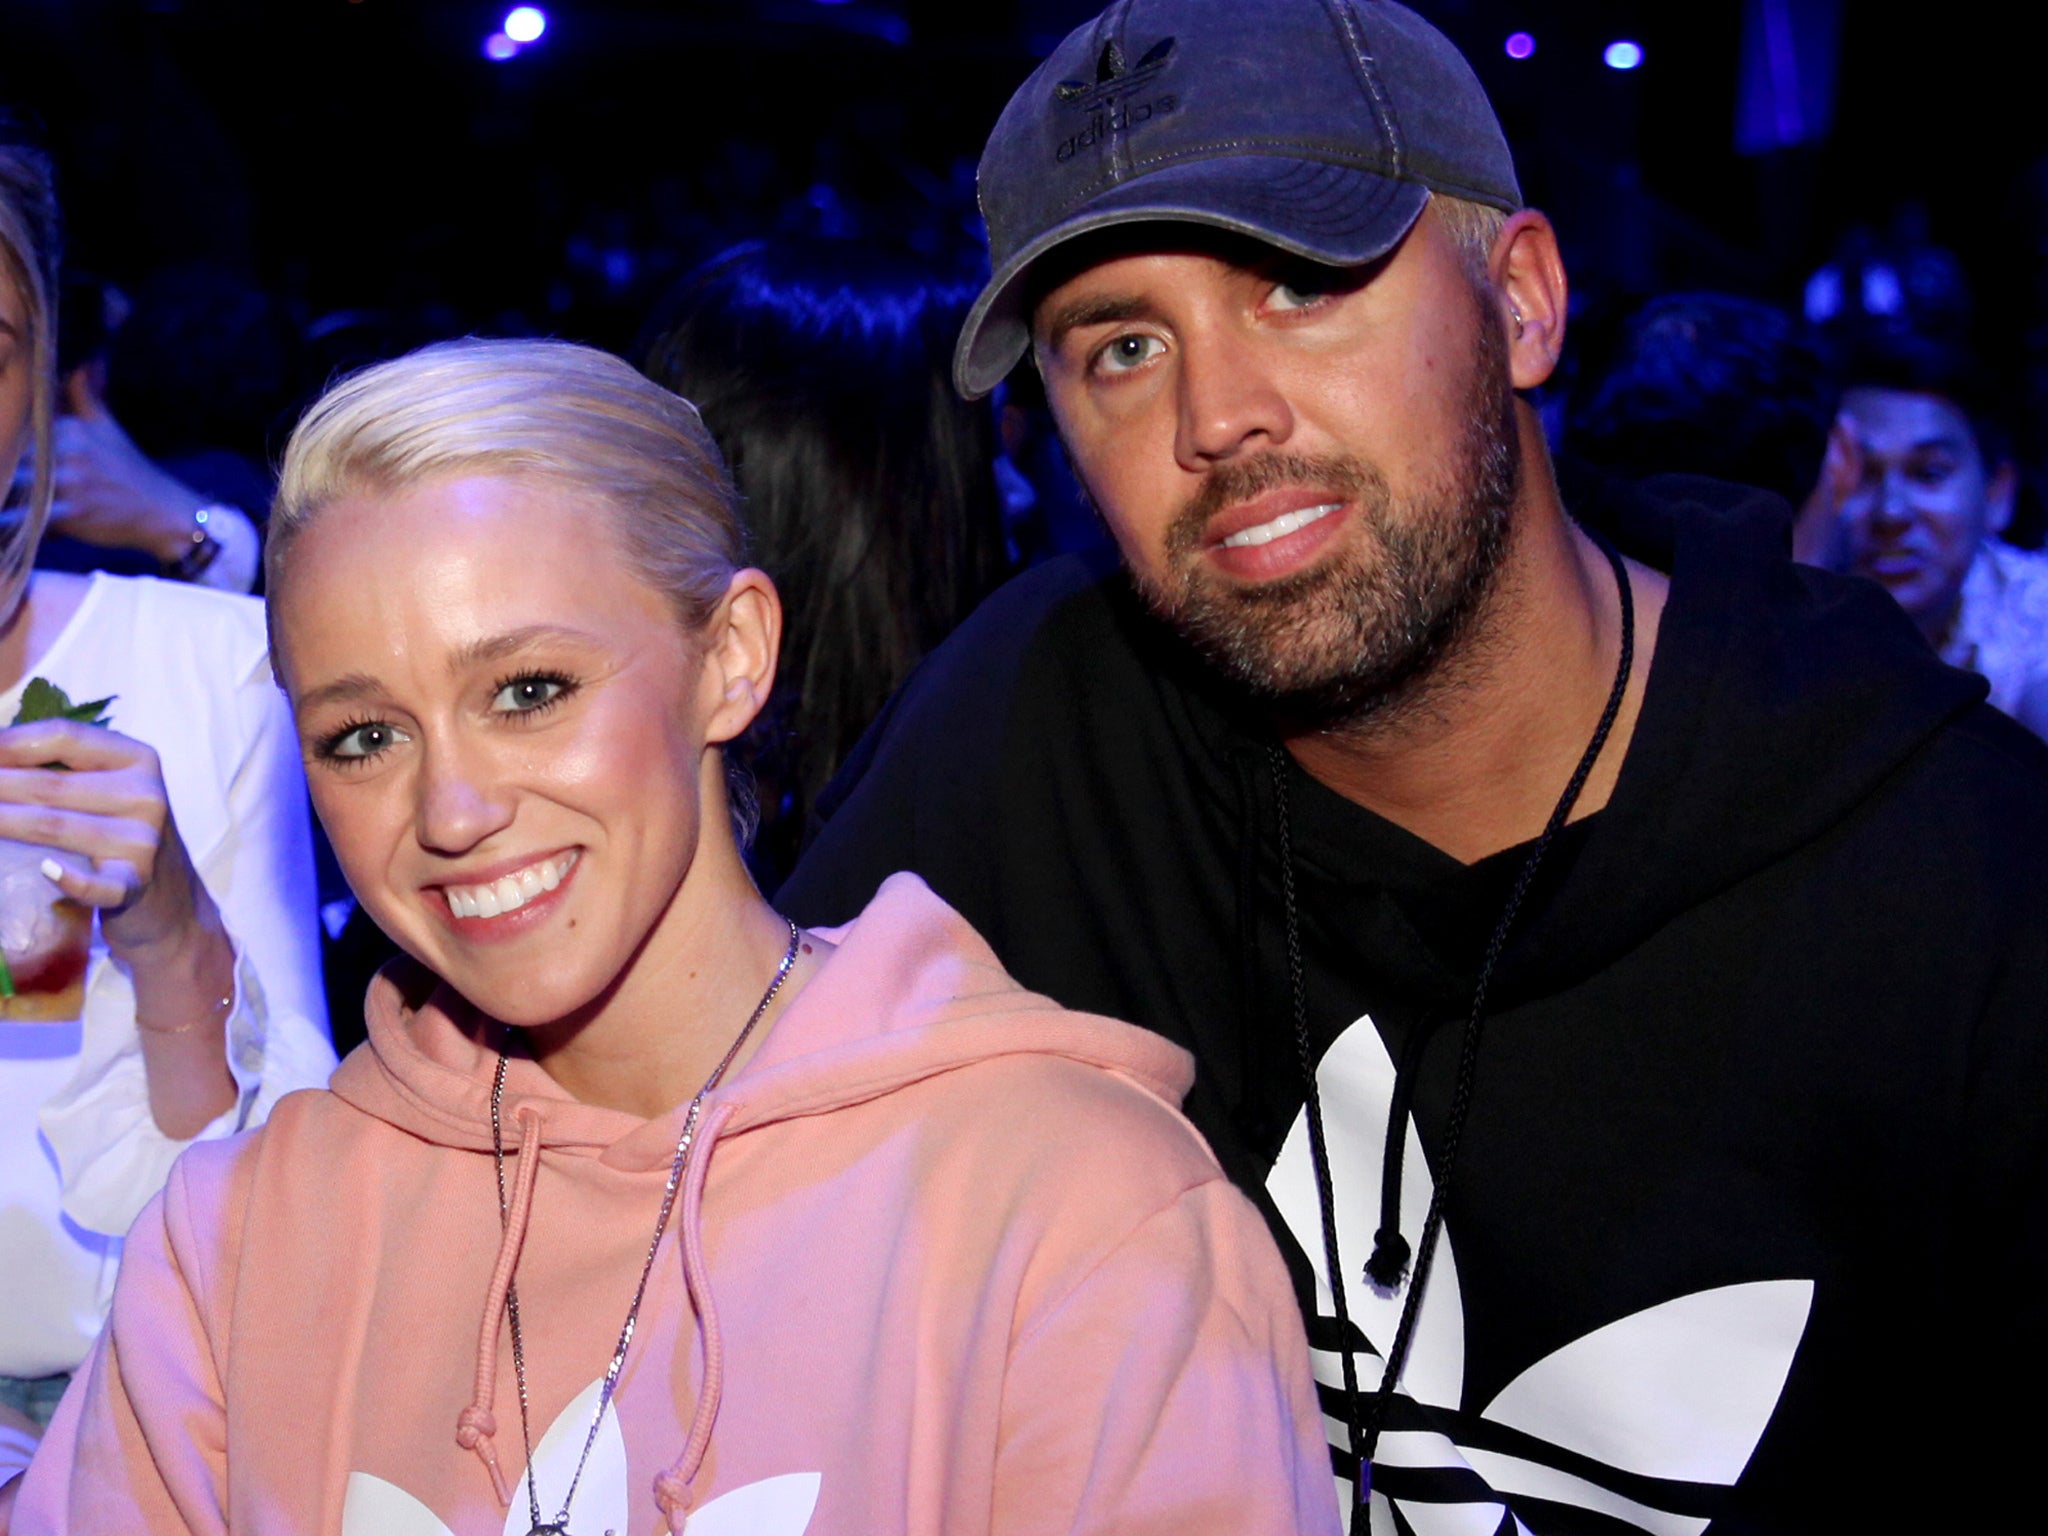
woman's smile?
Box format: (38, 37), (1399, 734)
(434, 847), (582, 931)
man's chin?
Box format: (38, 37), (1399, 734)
(1158, 593), (1437, 730)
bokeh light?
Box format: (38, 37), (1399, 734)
(504, 7), (548, 43)
(1504, 32), (1536, 60)
(1603, 40), (1644, 70)
(482, 31), (519, 60)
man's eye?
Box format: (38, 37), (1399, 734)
(492, 675), (571, 714)
(1267, 280), (1328, 312)
(1093, 333), (1165, 375)
(323, 721), (409, 762)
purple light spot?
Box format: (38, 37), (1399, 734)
(1505, 32), (1536, 60)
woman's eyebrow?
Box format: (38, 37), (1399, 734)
(449, 623), (604, 672)
(295, 671), (384, 714)
(294, 627), (605, 714)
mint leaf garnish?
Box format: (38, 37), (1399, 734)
(12, 678), (114, 729)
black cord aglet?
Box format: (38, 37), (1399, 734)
(1364, 1228), (1411, 1290)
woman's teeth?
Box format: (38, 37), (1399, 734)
(1220, 502), (1340, 549)
(445, 852), (578, 920)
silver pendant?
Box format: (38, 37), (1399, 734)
(526, 1525), (571, 1536)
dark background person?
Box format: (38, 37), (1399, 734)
(1817, 333), (2048, 734)
(27, 269), (270, 593)
(1568, 291), (1845, 512)
(640, 238), (1018, 885)
(1563, 289), (1874, 568)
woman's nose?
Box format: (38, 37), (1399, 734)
(414, 742), (515, 856)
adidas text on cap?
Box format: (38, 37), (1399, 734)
(955, 0), (1522, 398)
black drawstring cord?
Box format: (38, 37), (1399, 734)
(1273, 532), (1634, 1532)
(1275, 761), (1371, 1523)
(1363, 1017), (1431, 1291)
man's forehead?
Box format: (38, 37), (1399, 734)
(1843, 387), (1978, 452)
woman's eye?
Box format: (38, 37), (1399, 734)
(492, 675), (570, 714)
(1093, 333), (1165, 375)
(324, 722), (409, 762)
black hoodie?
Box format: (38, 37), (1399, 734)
(782, 468), (2048, 1533)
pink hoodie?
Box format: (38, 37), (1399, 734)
(15, 875), (1338, 1536)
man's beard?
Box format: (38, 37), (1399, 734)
(1133, 316), (1521, 733)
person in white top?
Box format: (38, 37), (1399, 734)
(0, 125), (334, 1522)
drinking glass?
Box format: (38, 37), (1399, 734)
(0, 838), (93, 1021)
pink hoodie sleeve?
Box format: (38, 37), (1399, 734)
(994, 1177), (1342, 1536)
(12, 1159), (232, 1535)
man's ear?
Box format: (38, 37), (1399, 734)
(699, 568), (782, 747)
(1986, 459), (2019, 539)
(1489, 209), (1568, 392)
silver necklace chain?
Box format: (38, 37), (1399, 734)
(488, 917), (802, 1536)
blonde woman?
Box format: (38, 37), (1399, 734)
(0, 126), (333, 1526)
(12, 337), (1337, 1536)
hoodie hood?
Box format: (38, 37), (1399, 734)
(332, 871), (1195, 1161)
(1284, 464), (1991, 1010)
(1521, 465), (1987, 994)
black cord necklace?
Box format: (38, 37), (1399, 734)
(1272, 534), (1635, 1534)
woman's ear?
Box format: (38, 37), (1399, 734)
(699, 568), (782, 746)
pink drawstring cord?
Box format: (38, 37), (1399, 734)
(652, 1101), (737, 1531)
(456, 1101), (544, 1506)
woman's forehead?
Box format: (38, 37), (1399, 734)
(275, 474), (670, 652)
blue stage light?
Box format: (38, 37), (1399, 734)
(1603, 40), (1643, 70)
(504, 6), (548, 43)
(1505, 32), (1536, 60)
(482, 31), (519, 60)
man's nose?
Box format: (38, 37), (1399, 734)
(1869, 470), (1916, 531)
(1173, 328), (1295, 469)
(414, 739), (516, 856)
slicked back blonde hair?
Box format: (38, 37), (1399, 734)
(0, 138), (61, 624)
(270, 337), (745, 630)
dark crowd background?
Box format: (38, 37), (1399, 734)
(7, 0), (2048, 1038)
(8, 0), (2048, 492)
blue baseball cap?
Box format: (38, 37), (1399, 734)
(954, 0), (1522, 398)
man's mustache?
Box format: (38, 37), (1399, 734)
(1165, 452), (1383, 560)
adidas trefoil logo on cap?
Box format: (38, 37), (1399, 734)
(1051, 36), (1178, 163)
(1055, 36), (1176, 106)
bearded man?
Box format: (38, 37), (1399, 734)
(781, 2), (2048, 1530)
